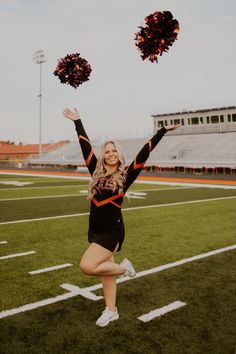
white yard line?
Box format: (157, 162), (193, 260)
(61, 284), (103, 301)
(0, 213), (89, 225)
(133, 186), (198, 192)
(0, 244), (235, 319)
(0, 171), (90, 179)
(0, 184), (87, 191)
(0, 196), (235, 225)
(0, 241), (8, 244)
(0, 187), (196, 201)
(77, 244), (236, 293)
(0, 194), (85, 202)
(0, 293), (78, 319)
(135, 180), (236, 189)
(0, 251), (36, 260)
(138, 301), (186, 322)
(0, 172), (90, 182)
(1, 171), (235, 189)
(123, 196), (236, 213)
(29, 263), (73, 275)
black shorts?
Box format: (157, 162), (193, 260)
(88, 224), (125, 252)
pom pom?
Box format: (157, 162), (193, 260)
(54, 53), (92, 89)
(134, 11), (180, 63)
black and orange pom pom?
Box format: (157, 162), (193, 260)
(135, 11), (180, 63)
(54, 53), (92, 89)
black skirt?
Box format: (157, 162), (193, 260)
(88, 212), (125, 252)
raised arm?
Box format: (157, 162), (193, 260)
(124, 124), (180, 191)
(63, 108), (97, 175)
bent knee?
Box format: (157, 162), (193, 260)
(79, 260), (95, 275)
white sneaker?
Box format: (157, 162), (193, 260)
(120, 258), (136, 277)
(96, 307), (119, 327)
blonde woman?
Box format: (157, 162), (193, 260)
(63, 107), (180, 327)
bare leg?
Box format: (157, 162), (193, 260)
(80, 243), (125, 276)
(102, 254), (117, 311)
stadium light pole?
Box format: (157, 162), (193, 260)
(33, 50), (46, 157)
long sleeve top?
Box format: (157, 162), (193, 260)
(74, 119), (167, 214)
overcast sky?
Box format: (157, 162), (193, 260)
(1, 0), (235, 144)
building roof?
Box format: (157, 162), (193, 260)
(0, 141), (68, 155)
(151, 106), (236, 118)
(0, 141), (11, 146)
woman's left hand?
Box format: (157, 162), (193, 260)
(63, 107), (80, 121)
(165, 123), (181, 131)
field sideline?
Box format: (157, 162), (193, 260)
(0, 171), (236, 354)
(1, 168), (236, 186)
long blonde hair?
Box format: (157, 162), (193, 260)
(88, 140), (126, 199)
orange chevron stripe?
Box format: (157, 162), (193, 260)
(134, 142), (151, 169)
(91, 192), (124, 207)
(79, 135), (90, 144)
(148, 140), (152, 153)
(133, 159), (145, 170)
(79, 135), (94, 166)
(110, 201), (122, 208)
(85, 148), (94, 166)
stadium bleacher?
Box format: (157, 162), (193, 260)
(28, 106), (236, 173)
(28, 132), (236, 169)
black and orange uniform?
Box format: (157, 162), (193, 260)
(74, 119), (167, 252)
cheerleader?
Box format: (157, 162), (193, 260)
(63, 107), (179, 326)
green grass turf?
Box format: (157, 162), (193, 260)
(0, 180), (88, 189)
(0, 173), (89, 189)
(0, 199), (235, 309)
(0, 174), (45, 180)
(0, 251), (235, 354)
(0, 185), (88, 199)
(0, 182), (180, 200)
(128, 183), (183, 191)
(0, 175), (80, 181)
(0, 200), (236, 354)
(0, 187), (235, 222)
(0, 174), (236, 353)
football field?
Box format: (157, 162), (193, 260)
(0, 173), (236, 354)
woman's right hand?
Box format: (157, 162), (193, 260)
(63, 107), (80, 121)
